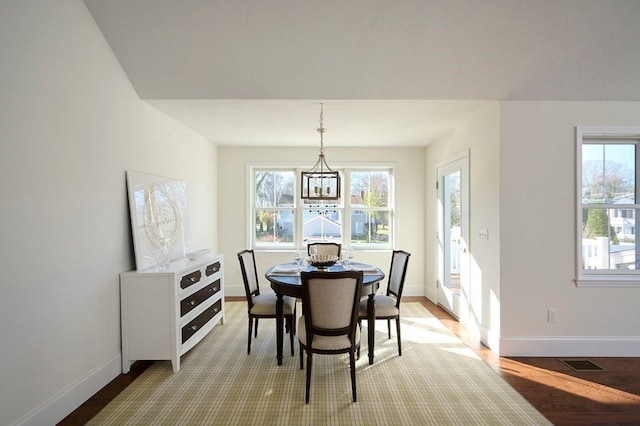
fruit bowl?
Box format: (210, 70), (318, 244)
(307, 254), (339, 269)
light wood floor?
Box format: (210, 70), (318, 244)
(59, 297), (640, 425)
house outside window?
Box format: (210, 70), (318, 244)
(576, 127), (640, 286)
(251, 166), (393, 251)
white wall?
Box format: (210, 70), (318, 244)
(217, 146), (426, 298)
(424, 103), (502, 350)
(500, 101), (640, 356)
(0, 2), (217, 424)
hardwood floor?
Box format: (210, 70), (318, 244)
(414, 297), (640, 425)
(59, 297), (640, 425)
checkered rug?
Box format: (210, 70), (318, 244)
(89, 302), (549, 425)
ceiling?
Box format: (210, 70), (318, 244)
(83, 0), (640, 147)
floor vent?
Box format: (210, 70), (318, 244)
(559, 359), (604, 371)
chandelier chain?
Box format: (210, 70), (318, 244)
(317, 103), (326, 155)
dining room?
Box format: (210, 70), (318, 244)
(4, 1), (640, 425)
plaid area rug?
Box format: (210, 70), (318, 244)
(89, 302), (550, 425)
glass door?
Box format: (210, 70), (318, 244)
(436, 154), (469, 322)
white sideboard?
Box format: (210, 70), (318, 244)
(120, 254), (224, 373)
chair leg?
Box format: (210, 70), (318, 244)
(395, 317), (402, 356)
(299, 342), (304, 369)
(305, 351), (313, 403)
(356, 319), (362, 358)
(288, 315), (295, 356)
(254, 318), (259, 338)
(292, 304), (297, 335)
(387, 319), (391, 339)
(350, 350), (357, 402)
(247, 316), (253, 354)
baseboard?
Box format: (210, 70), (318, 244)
(16, 353), (121, 426)
(499, 336), (640, 357)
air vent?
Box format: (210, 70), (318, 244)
(559, 359), (604, 371)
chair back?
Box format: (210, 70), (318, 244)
(307, 242), (342, 257)
(300, 270), (363, 342)
(237, 250), (260, 308)
(387, 250), (411, 305)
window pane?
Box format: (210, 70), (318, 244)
(350, 171), (389, 207)
(350, 211), (389, 245)
(581, 207), (638, 270)
(255, 171), (295, 208)
(582, 143), (635, 204)
(302, 209), (342, 243)
(255, 209), (294, 245)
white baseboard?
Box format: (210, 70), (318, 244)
(16, 353), (121, 426)
(499, 336), (640, 357)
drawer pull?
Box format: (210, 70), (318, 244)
(190, 325), (198, 331)
(205, 262), (221, 276)
(189, 300), (196, 306)
(189, 277), (197, 283)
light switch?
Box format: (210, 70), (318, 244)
(478, 228), (488, 241)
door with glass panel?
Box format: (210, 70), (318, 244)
(436, 154), (469, 321)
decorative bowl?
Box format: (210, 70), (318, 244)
(186, 249), (211, 260)
(307, 254), (339, 269)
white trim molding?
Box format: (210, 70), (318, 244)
(499, 336), (640, 357)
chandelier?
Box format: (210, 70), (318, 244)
(301, 103), (341, 200)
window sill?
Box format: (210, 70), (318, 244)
(575, 278), (640, 288)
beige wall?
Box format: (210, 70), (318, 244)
(425, 103), (502, 350)
(0, 2), (217, 424)
(218, 146), (426, 298)
(500, 101), (640, 356)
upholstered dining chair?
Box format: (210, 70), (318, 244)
(358, 250), (410, 357)
(307, 242), (341, 257)
(237, 250), (296, 356)
(298, 270), (363, 403)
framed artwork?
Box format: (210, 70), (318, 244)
(125, 170), (192, 270)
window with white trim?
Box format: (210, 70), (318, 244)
(251, 166), (393, 250)
(576, 127), (640, 285)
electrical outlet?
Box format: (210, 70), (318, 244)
(478, 228), (488, 241)
(547, 308), (558, 323)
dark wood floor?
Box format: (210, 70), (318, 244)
(59, 297), (640, 425)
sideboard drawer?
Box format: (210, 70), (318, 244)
(181, 299), (222, 344)
(180, 280), (221, 317)
(205, 261), (221, 277)
(180, 270), (202, 289)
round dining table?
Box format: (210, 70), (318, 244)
(265, 262), (385, 366)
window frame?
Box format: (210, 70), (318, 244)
(575, 127), (640, 287)
(249, 163), (395, 252)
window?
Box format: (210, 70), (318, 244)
(254, 170), (295, 246)
(251, 166), (393, 250)
(349, 170), (391, 245)
(576, 127), (640, 286)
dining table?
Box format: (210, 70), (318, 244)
(265, 261), (385, 366)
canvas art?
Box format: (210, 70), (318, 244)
(126, 170), (191, 270)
